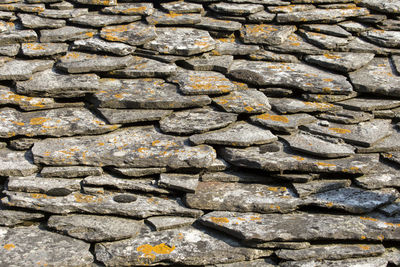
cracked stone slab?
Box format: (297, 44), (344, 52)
(195, 17), (242, 32)
(269, 98), (341, 114)
(18, 13), (65, 29)
(339, 37), (393, 55)
(170, 70), (236, 95)
(0, 226), (93, 266)
(201, 170), (271, 183)
(0, 107), (119, 138)
(95, 226), (270, 266)
(302, 119), (393, 147)
(48, 214), (143, 242)
(281, 132), (355, 158)
(145, 216), (196, 231)
(100, 22), (156, 46)
(21, 42), (68, 57)
(83, 174), (169, 194)
(248, 50), (299, 63)
(276, 8), (369, 23)
(144, 28), (216, 56)
(251, 111), (316, 133)
(360, 0), (400, 14)
(292, 179), (351, 198)
(71, 0), (116, 6)
(213, 39), (260, 56)
(355, 170), (400, 189)
(213, 90), (271, 114)
(91, 78), (211, 109)
(220, 146), (379, 174)
(98, 108), (172, 125)
(185, 182), (301, 213)
(2, 191), (203, 218)
(305, 52), (375, 72)
(300, 24), (351, 38)
(209, 3), (264, 15)
(240, 24), (296, 45)
(40, 26), (96, 42)
(248, 10), (276, 23)
(159, 108), (237, 135)
(41, 166), (103, 178)
(7, 176), (81, 194)
(0, 208), (44, 226)
(336, 97), (400, 111)
(69, 12), (141, 27)
(161, 1), (203, 13)
(301, 91), (358, 103)
(15, 69), (101, 98)
(32, 126), (216, 169)
(268, 4), (315, 13)
(0, 29), (37, 45)
(146, 10), (202, 25)
(159, 173), (199, 193)
(0, 59), (53, 81)
(38, 8), (88, 19)
(229, 60), (353, 95)
(0, 44), (20, 56)
(199, 211), (400, 242)
(190, 122), (278, 147)
(181, 55), (233, 73)
(102, 3), (154, 16)
(316, 110), (373, 124)
(56, 52), (134, 73)
(72, 37), (135, 56)
(267, 33), (325, 55)
(362, 30), (400, 48)
(305, 187), (398, 213)
(107, 56), (177, 78)
(0, 149), (38, 177)
(109, 167), (167, 178)
(299, 30), (352, 50)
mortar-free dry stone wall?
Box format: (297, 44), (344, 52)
(0, 0), (400, 266)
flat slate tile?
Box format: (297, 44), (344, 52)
(100, 22), (156, 46)
(240, 24), (296, 45)
(0, 149), (38, 176)
(213, 90), (271, 113)
(72, 37), (135, 56)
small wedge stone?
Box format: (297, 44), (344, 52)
(145, 216), (196, 231)
(0, 149), (38, 177)
(159, 173), (199, 193)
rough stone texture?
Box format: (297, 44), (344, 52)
(360, 0), (400, 14)
(0, 209), (44, 226)
(98, 108), (172, 125)
(146, 10), (202, 25)
(240, 24), (296, 45)
(159, 173), (199, 193)
(362, 29), (400, 48)
(0, 59), (53, 81)
(7, 176), (81, 194)
(109, 167), (167, 178)
(292, 179), (351, 198)
(276, 8), (369, 23)
(21, 42), (69, 57)
(213, 90), (271, 113)
(72, 37), (135, 56)
(251, 111), (317, 133)
(40, 166), (103, 178)
(145, 216), (196, 231)
(268, 98), (341, 114)
(40, 26), (96, 42)
(0, 149), (38, 177)
(305, 52), (375, 72)
(317, 109), (373, 124)
(100, 22), (157, 46)
(102, 3), (154, 16)
(182, 55), (234, 73)
(69, 12), (141, 27)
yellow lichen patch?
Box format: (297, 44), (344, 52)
(361, 235), (367, 240)
(325, 202), (334, 208)
(137, 243), (176, 262)
(74, 193), (103, 203)
(250, 216), (261, 221)
(323, 78), (333, 82)
(3, 244), (15, 251)
(210, 217), (229, 224)
(329, 127), (351, 134)
(303, 101), (334, 109)
(316, 162), (336, 167)
(359, 217), (378, 222)
(152, 140), (160, 146)
(85, 32), (94, 38)
(244, 106), (254, 112)
(24, 43), (45, 50)
(30, 117), (49, 125)
(267, 187), (287, 192)
(122, 6), (147, 14)
(30, 193), (54, 199)
(292, 156), (305, 161)
(256, 113), (289, 123)
(377, 235), (384, 241)
(12, 121), (25, 126)
(323, 53), (341, 59)
(358, 245), (370, 250)
(322, 87), (331, 93)
(245, 24), (279, 35)
(269, 205), (281, 211)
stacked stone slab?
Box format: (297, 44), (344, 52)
(0, 0), (399, 266)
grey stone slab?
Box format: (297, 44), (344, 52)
(267, 33), (326, 55)
(269, 98), (341, 114)
(240, 24), (296, 45)
(185, 181), (301, 213)
(209, 2), (264, 15)
(181, 55), (233, 73)
(0, 107), (119, 138)
(2, 191), (203, 218)
(213, 90), (271, 114)
(40, 26), (96, 43)
(268, 4), (315, 13)
(228, 60), (353, 95)
(195, 17), (242, 31)
(0, 209), (44, 226)
(8, 138), (38, 150)
(336, 98), (400, 111)
(21, 42), (68, 57)
(0, 59), (53, 81)
(316, 109), (374, 124)
(300, 24), (351, 37)
(248, 50), (299, 63)
(91, 78), (211, 109)
(302, 91), (358, 103)
(299, 29), (352, 49)
(382, 152), (400, 167)
(357, 127), (400, 153)
(146, 10), (201, 25)
(71, 0), (116, 6)
(281, 132), (355, 158)
(107, 56), (177, 78)
(7, 176), (81, 194)
(49, 1), (74, 9)
(0, 3), (45, 13)
(251, 111), (317, 133)
(144, 28), (216, 56)
(355, 170), (400, 190)
(339, 21), (371, 33)
(0, 149), (38, 177)
(386, 247), (400, 266)
(271, 173), (317, 183)
(361, 29), (400, 48)
(100, 22), (156, 46)
(69, 12), (141, 27)
(18, 13), (65, 29)
(190, 121), (278, 147)
(379, 19), (400, 31)
(145, 216), (196, 231)
(109, 167), (167, 178)
(223, 0), (290, 4)
(360, 0), (400, 14)
(101, 3), (154, 16)
(159, 108), (237, 135)
(393, 55), (400, 73)
(276, 8), (369, 23)
(15, 69), (101, 98)
(159, 173), (199, 193)
(201, 170), (271, 183)
(293, 179), (351, 198)
(98, 108), (172, 124)
(207, 158), (230, 172)
(38, 8), (88, 19)
(302, 119), (393, 147)
(379, 201), (400, 216)
(280, 257), (388, 267)
(305, 52), (375, 72)
(199, 211), (400, 242)
(48, 214), (143, 242)
(41, 166), (103, 178)
(0, 226), (93, 266)
(247, 10), (276, 23)
(339, 37), (393, 55)
(220, 146), (379, 174)
(32, 126), (216, 169)
(0, 44), (19, 56)
(72, 37), (135, 56)
(95, 226), (269, 266)
(213, 39), (260, 56)
(161, 1), (203, 13)
(0, 29), (37, 45)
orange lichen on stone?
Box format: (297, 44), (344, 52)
(323, 53), (341, 59)
(250, 216), (261, 221)
(245, 24), (279, 35)
(29, 117), (49, 126)
(3, 244), (15, 251)
(122, 6), (147, 14)
(292, 156), (305, 161)
(326, 202), (334, 207)
(329, 127), (351, 134)
(137, 243), (176, 261)
(359, 217), (378, 222)
(359, 245), (370, 250)
(74, 193), (103, 203)
(377, 234), (384, 241)
(361, 235), (367, 240)
(210, 217), (229, 224)
(316, 162), (336, 167)
(256, 113), (289, 123)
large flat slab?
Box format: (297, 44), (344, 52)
(100, 22), (156, 46)
(0, 149), (38, 176)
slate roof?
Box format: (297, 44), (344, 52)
(0, 0), (399, 266)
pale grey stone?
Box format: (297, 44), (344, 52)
(293, 179), (351, 198)
(248, 50), (299, 62)
(39, 8), (88, 19)
(21, 42), (68, 57)
(49, 1), (74, 10)
(145, 216), (196, 231)
(100, 22), (156, 46)
(182, 55), (234, 73)
(72, 37), (135, 56)
(336, 97), (400, 111)
(161, 1), (203, 13)
(302, 91), (358, 103)
(339, 37), (392, 55)
(195, 17), (242, 31)
(98, 108), (172, 124)
(213, 90), (271, 114)
(210, 3), (264, 15)
(18, 13), (65, 29)
(102, 3), (154, 16)
(269, 98), (341, 114)
(267, 33), (325, 55)
(339, 20), (371, 33)
(276, 8), (369, 23)
(299, 29), (352, 49)
(251, 111), (317, 133)
(159, 173), (199, 193)
(69, 12), (141, 27)
(247, 11), (276, 23)
(305, 52), (375, 72)
(213, 39), (260, 55)
(0, 209), (44, 226)
(0, 149), (38, 177)
(41, 166), (103, 178)
(360, 0), (400, 14)
(109, 167), (167, 178)
(300, 24), (352, 37)
(0, 59), (53, 81)
(240, 24), (296, 45)
(316, 110), (373, 124)
(71, 0), (116, 6)
(362, 30), (400, 48)
(0, 44), (20, 56)
(201, 170), (271, 183)
(268, 4), (315, 13)
(280, 257), (388, 267)
(146, 10), (201, 25)
(7, 176), (81, 194)
(355, 168), (400, 190)
(40, 26), (96, 42)
(0, 29), (37, 45)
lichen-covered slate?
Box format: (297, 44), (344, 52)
(0, 226), (94, 266)
(362, 29), (400, 48)
(0, 209), (44, 227)
(101, 3), (154, 16)
(0, 59), (53, 80)
(276, 8), (369, 23)
(213, 90), (271, 113)
(146, 10), (202, 25)
(292, 179), (351, 198)
(182, 55), (233, 73)
(355, 169), (400, 189)
(95, 226), (270, 266)
(71, 37), (135, 56)
(7, 176), (81, 194)
(40, 166), (103, 178)
(305, 52), (375, 72)
(360, 0), (400, 14)
(250, 111), (316, 133)
(159, 173), (199, 193)
(98, 108), (172, 124)
(40, 26), (96, 42)
(280, 257), (389, 267)
(100, 22), (157, 46)
(69, 12), (140, 27)
(268, 97), (341, 114)
(0, 149), (37, 177)
(21, 42), (68, 57)
(145, 216), (196, 231)
(240, 24), (296, 45)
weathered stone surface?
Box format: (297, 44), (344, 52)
(100, 22), (156, 46)
(229, 60), (353, 95)
(109, 167), (167, 178)
(281, 132), (355, 158)
(2, 191), (203, 218)
(302, 91), (358, 103)
(185, 182), (301, 213)
(240, 24), (296, 45)
(7, 176), (81, 194)
(382, 152), (400, 167)
(213, 39), (260, 56)
(302, 119), (392, 147)
(362, 29), (400, 48)
(393, 55), (400, 73)
(355, 169), (400, 189)
(41, 166), (103, 178)
(146, 216), (196, 231)
(293, 179), (351, 198)
(91, 78), (211, 109)
(0, 43), (20, 56)
(251, 111), (316, 133)
(248, 10), (276, 23)
(0, 208), (44, 226)
(220, 146), (379, 174)
(0, 59), (53, 81)
(18, 13), (65, 29)
(21, 42), (68, 57)
(72, 37), (135, 56)
(98, 108), (172, 125)
(0, 29), (37, 45)
(195, 17), (242, 32)
(190, 122), (277, 147)
(102, 3), (154, 16)
(32, 126), (216, 169)
(199, 211), (400, 242)
(213, 90), (271, 114)
(144, 28), (216, 56)
(280, 257), (388, 267)
(317, 110), (373, 124)
(0, 107), (119, 138)
(69, 12), (141, 27)
(83, 174), (169, 194)
(71, 0), (116, 6)
(299, 30), (352, 50)
(16, 69), (101, 98)
(305, 187), (398, 213)
(380, 201), (400, 216)
(146, 10), (202, 25)
(39, 8), (88, 19)
(337, 97), (400, 111)
(40, 26), (96, 42)
(159, 173), (199, 193)
(182, 55), (233, 73)
(360, 0), (400, 14)
(210, 3), (264, 15)
(0, 149), (37, 177)
(159, 108), (237, 135)
(277, 244), (385, 261)
(276, 8), (369, 23)
(95, 226), (269, 266)
(269, 98), (341, 114)
(356, 128), (400, 152)
(0, 226), (93, 266)
(249, 50), (299, 63)
(161, 1), (203, 13)
(268, 4), (315, 13)
(267, 33), (325, 55)
(201, 170), (270, 183)
(300, 24), (351, 38)
(108, 56), (177, 78)
(48, 214), (143, 242)
(305, 52), (375, 72)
